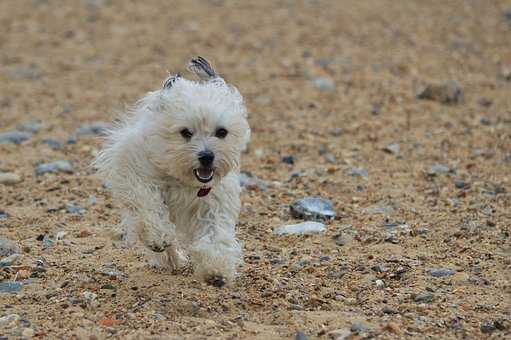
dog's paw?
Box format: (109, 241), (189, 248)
(206, 275), (226, 287)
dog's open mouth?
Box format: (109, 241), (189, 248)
(194, 167), (214, 183)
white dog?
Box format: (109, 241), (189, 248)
(94, 57), (250, 286)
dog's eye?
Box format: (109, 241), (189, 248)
(215, 127), (228, 139)
(180, 128), (193, 140)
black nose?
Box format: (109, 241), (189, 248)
(198, 150), (215, 167)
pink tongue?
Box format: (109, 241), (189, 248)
(197, 187), (212, 197)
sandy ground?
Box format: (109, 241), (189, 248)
(1, 0), (510, 339)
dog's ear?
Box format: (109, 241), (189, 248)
(187, 56), (220, 81)
(162, 73), (181, 89)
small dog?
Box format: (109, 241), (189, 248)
(94, 57), (250, 286)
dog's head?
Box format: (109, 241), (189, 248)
(143, 57), (250, 195)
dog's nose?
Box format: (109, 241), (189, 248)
(198, 150), (215, 167)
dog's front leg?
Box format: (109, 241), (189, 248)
(189, 210), (242, 286)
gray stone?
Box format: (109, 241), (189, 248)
(16, 121), (42, 133)
(239, 171), (267, 191)
(65, 203), (85, 214)
(429, 268), (456, 278)
(42, 235), (53, 249)
(346, 167), (368, 178)
(363, 205), (394, 215)
(312, 76), (335, 92)
(0, 282), (22, 293)
(427, 164), (450, 176)
(454, 179), (467, 189)
(0, 131), (32, 144)
(417, 81), (463, 105)
(383, 142), (400, 155)
(41, 138), (62, 150)
(35, 160), (73, 176)
(273, 221), (326, 236)
(290, 197), (336, 221)
(295, 331), (308, 340)
(350, 322), (370, 333)
(0, 253), (21, 267)
(0, 239), (21, 257)
(0, 172), (22, 185)
(414, 292), (434, 303)
(505, 8), (511, 23)
(382, 306), (398, 314)
(75, 122), (110, 136)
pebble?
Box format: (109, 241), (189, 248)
(454, 179), (467, 189)
(83, 291), (98, 301)
(429, 268), (456, 278)
(330, 128), (343, 137)
(375, 279), (385, 289)
(21, 328), (35, 338)
(327, 328), (350, 340)
(294, 331), (308, 340)
(75, 122), (110, 136)
(312, 76), (335, 92)
(0, 253), (22, 267)
(346, 167), (368, 178)
(417, 81), (463, 105)
(0, 238), (21, 257)
(382, 306), (398, 314)
(0, 314), (20, 328)
(350, 321), (370, 333)
(0, 131), (32, 144)
(290, 197), (336, 221)
(16, 121), (42, 133)
(273, 221), (326, 235)
(505, 8), (511, 23)
(0, 210), (7, 220)
(56, 231), (67, 240)
(413, 292), (434, 303)
(383, 222), (411, 234)
(65, 203), (86, 214)
(477, 97), (492, 107)
(35, 160), (73, 176)
(239, 171), (267, 191)
(42, 235), (54, 249)
(0, 282), (23, 293)
(383, 142), (400, 155)
(363, 205), (394, 215)
(0, 172), (22, 185)
(281, 155), (295, 164)
(427, 164), (450, 176)
(41, 138), (62, 150)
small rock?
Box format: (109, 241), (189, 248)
(383, 222), (411, 234)
(77, 229), (93, 238)
(41, 235), (54, 249)
(312, 76), (335, 92)
(327, 328), (351, 340)
(35, 160), (73, 176)
(75, 122), (110, 136)
(363, 205), (394, 215)
(479, 116), (491, 126)
(0, 131), (32, 144)
(0, 282), (23, 293)
(454, 179), (468, 189)
(281, 155), (295, 165)
(41, 138), (62, 150)
(429, 268), (456, 278)
(0, 253), (21, 267)
(0, 172), (22, 185)
(477, 97), (492, 107)
(0, 313), (20, 328)
(330, 128), (343, 137)
(295, 331), (308, 340)
(413, 292), (434, 303)
(417, 81), (463, 105)
(383, 142), (400, 155)
(290, 197), (336, 221)
(504, 8), (511, 23)
(21, 328), (35, 338)
(56, 231), (67, 240)
(375, 279), (385, 289)
(346, 167), (368, 178)
(65, 203), (85, 214)
(88, 195), (97, 205)
(382, 306), (398, 314)
(324, 153), (337, 164)
(480, 320), (496, 334)
(350, 321), (370, 334)
(0, 239), (21, 257)
(16, 121), (42, 133)
(273, 221), (326, 236)
(427, 164), (450, 176)
(0, 210), (7, 220)
(83, 291), (97, 301)
(239, 171), (267, 191)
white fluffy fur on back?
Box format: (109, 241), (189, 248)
(94, 57), (250, 286)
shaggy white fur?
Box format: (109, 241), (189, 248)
(93, 57), (250, 286)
